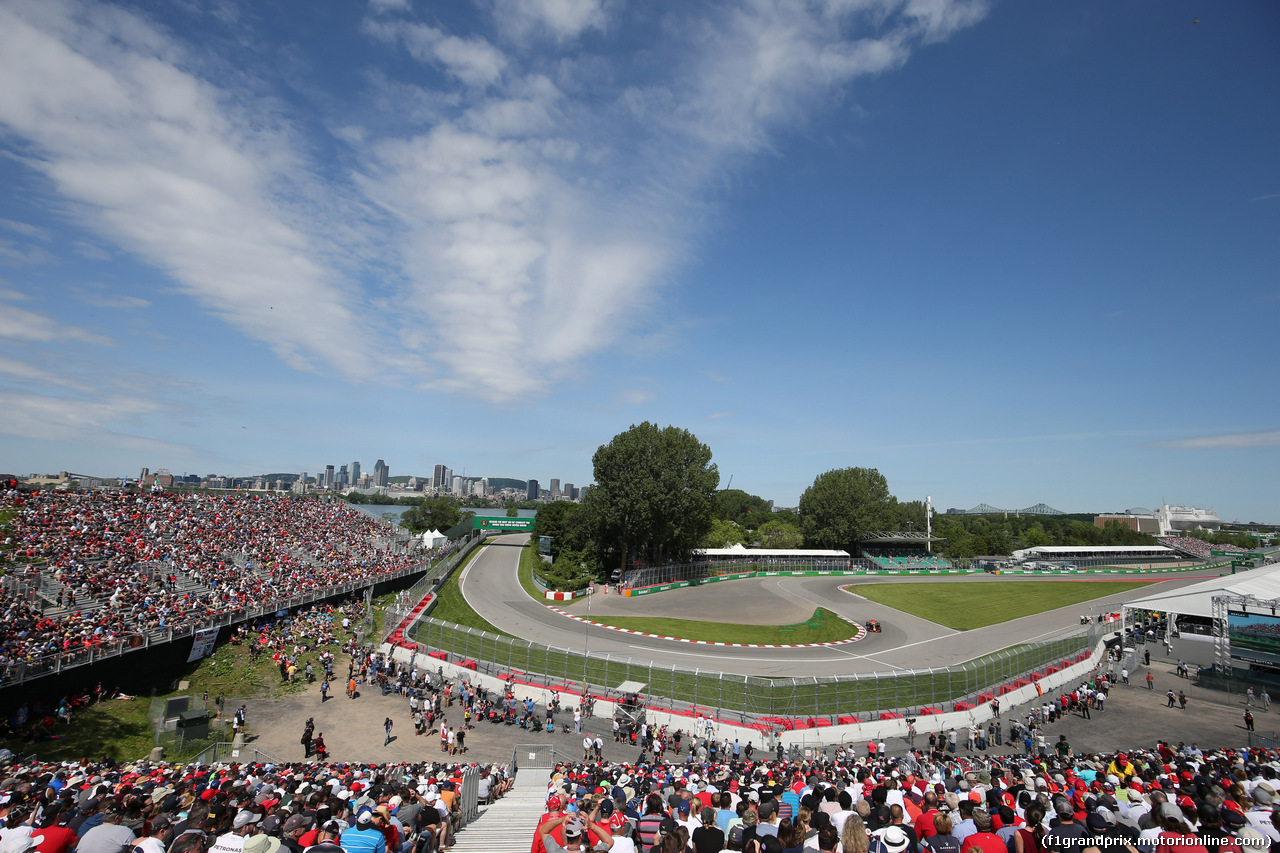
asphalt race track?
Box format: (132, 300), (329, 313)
(458, 534), (1221, 678)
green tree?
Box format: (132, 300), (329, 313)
(587, 422), (720, 570)
(703, 518), (747, 549)
(798, 467), (898, 552)
(531, 501), (584, 561)
(756, 517), (803, 549)
(713, 489), (773, 529)
(401, 497), (463, 533)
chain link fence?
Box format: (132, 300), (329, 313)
(410, 616), (1101, 726)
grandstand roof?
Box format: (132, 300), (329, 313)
(1124, 562), (1280, 620)
(860, 531), (943, 544)
(1015, 545), (1174, 556)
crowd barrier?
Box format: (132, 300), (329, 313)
(390, 610), (1100, 726)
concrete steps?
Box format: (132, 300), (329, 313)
(450, 769), (549, 853)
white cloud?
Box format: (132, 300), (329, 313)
(364, 20), (507, 87)
(0, 302), (111, 345)
(708, 411), (735, 420)
(0, 0), (384, 379)
(0, 388), (194, 456)
(77, 290), (151, 309)
(0, 0), (987, 408)
(0, 218), (50, 240)
(489, 0), (608, 40)
(620, 388), (655, 406)
(1154, 429), (1280, 450)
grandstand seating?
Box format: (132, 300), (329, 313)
(1158, 536), (1243, 560)
(0, 487), (440, 683)
(864, 549), (952, 570)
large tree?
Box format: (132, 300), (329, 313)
(587, 422), (720, 569)
(798, 467), (899, 552)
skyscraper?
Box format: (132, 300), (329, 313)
(337, 464), (348, 488)
(373, 459), (389, 487)
(549, 478), (560, 498)
(433, 464), (448, 489)
(324, 464), (335, 489)
(351, 461), (361, 484)
(527, 479), (540, 500)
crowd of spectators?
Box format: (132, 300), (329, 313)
(863, 552), (953, 571)
(1157, 539), (1244, 561)
(530, 742), (1280, 853)
(0, 488), (429, 681)
(0, 756), (509, 853)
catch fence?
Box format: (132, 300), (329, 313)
(623, 558), (876, 588)
(379, 535), (485, 644)
(411, 616), (1101, 726)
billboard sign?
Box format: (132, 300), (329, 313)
(474, 517), (536, 532)
(1227, 610), (1280, 666)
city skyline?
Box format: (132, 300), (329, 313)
(0, 2), (1275, 521)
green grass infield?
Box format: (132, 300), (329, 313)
(583, 607), (856, 645)
(851, 579), (1152, 630)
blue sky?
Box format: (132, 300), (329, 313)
(0, 0), (1276, 521)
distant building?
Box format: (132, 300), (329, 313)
(433, 464), (448, 489)
(350, 461), (361, 484)
(564, 483), (576, 501)
(527, 479), (540, 500)
(549, 478), (561, 499)
(1155, 503), (1222, 535)
(373, 459), (389, 487)
(337, 464), (348, 488)
(323, 465), (335, 489)
(1095, 510), (1161, 535)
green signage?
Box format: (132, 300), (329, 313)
(474, 517), (536, 532)
(1213, 550), (1265, 559)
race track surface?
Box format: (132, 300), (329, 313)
(458, 535), (1217, 678)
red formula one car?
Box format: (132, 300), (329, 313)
(865, 619), (882, 633)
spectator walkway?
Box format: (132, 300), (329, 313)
(450, 768), (549, 853)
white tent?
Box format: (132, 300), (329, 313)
(419, 529), (448, 550)
(1123, 562), (1280, 620)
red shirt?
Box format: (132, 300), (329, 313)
(961, 832), (1008, 853)
(36, 826), (77, 853)
(916, 809), (941, 839)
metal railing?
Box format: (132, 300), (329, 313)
(409, 616), (1101, 725)
(191, 742), (287, 766)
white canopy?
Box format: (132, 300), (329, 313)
(1124, 562), (1280, 620)
(419, 529), (447, 549)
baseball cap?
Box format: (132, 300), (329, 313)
(564, 817), (585, 838)
(282, 815), (313, 834)
(548, 794), (563, 810)
(233, 810), (262, 830)
(355, 807), (374, 825)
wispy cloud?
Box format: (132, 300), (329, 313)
(0, 218), (50, 240)
(0, 0), (387, 379)
(619, 388), (655, 406)
(0, 301), (111, 346)
(0, 0), (988, 405)
(1153, 429), (1280, 450)
(708, 411), (735, 420)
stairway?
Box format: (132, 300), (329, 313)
(450, 766), (550, 853)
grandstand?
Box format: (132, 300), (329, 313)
(0, 487), (449, 686)
(1011, 544), (1178, 567)
(1159, 535), (1244, 560)
(858, 531), (951, 569)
